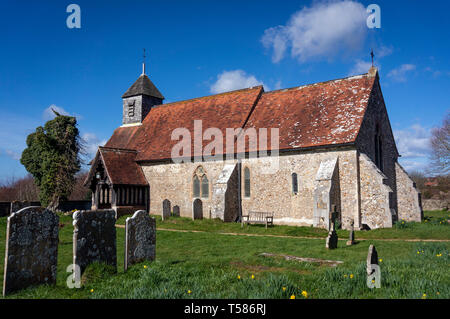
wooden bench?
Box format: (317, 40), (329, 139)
(241, 211), (274, 229)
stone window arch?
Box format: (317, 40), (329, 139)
(193, 166), (209, 198)
(244, 167), (251, 198)
(292, 172), (298, 194)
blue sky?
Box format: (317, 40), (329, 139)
(0, 0), (449, 180)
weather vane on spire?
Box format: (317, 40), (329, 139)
(371, 49), (374, 67)
(142, 48), (146, 75)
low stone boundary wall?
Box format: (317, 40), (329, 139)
(422, 199), (448, 211)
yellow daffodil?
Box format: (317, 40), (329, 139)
(290, 295), (295, 299)
(187, 290), (192, 294)
(301, 290), (308, 298)
(237, 275), (241, 280)
(436, 253), (442, 257)
(350, 274), (354, 279)
(90, 289), (94, 293)
(282, 287), (286, 291)
(251, 274), (255, 280)
(379, 258), (383, 262)
(344, 274), (347, 278)
(144, 265), (148, 269)
(422, 293), (427, 299)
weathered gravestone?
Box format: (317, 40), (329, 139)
(172, 205), (180, 217)
(162, 199), (171, 221)
(346, 220), (355, 246)
(124, 210), (156, 271)
(10, 201), (32, 214)
(73, 209), (116, 277)
(366, 244), (378, 275)
(3, 207), (59, 296)
(325, 222), (338, 249)
(193, 198), (203, 220)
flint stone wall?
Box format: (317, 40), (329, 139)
(3, 207), (59, 296)
(73, 209), (117, 275)
(395, 163), (423, 221)
(422, 199), (448, 211)
(125, 210), (156, 271)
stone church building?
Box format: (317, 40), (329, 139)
(85, 66), (422, 230)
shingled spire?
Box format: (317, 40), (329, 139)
(122, 56), (164, 126)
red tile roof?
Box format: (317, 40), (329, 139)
(103, 71), (377, 163)
(105, 86), (264, 161)
(99, 147), (147, 185)
(245, 73), (376, 152)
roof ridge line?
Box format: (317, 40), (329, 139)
(264, 72), (370, 94)
(99, 146), (138, 153)
(150, 85), (264, 109)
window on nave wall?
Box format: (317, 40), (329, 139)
(193, 166), (209, 198)
(244, 167), (250, 198)
(292, 172), (298, 194)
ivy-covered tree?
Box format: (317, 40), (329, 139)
(20, 110), (82, 209)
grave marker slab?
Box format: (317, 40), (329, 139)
(193, 199), (203, 220)
(162, 199), (171, 221)
(73, 209), (116, 276)
(3, 207), (59, 296)
(325, 222), (338, 249)
(125, 210), (156, 271)
(366, 245), (379, 275)
(172, 205), (180, 217)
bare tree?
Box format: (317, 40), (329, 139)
(430, 113), (450, 175)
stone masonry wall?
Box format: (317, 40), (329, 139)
(355, 75), (399, 219)
(240, 148), (359, 229)
(359, 153), (393, 229)
(395, 162), (423, 222)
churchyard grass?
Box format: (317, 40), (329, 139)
(116, 210), (450, 241)
(0, 212), (448, 299)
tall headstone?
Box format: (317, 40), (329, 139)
(3, 207), (59, 296)
(346, 220), (355, 246)
(125, 210), (156, 271)
(162, 199), (171, 221)
(325, 222), (338, 249)
(172, 205), (180, 217)
(193, 198), (203, 220)
(366, 245), (379, 275)
(73, 209), (116, 276)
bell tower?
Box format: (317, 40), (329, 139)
(122, 53), (164, 126)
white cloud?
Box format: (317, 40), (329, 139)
(4, 150), (21, 161)
(348, 60), (373, 76)
(387, 64), (416, 82)
(394, 124), (431, 159)
(42, 104), (83, 121)
(210, 70), (267, 94)
(82, 133), (106, 158)
(261, 0), (367, 63)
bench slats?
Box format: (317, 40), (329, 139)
(242, 211), (274, 228)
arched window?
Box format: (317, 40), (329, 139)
(193, 166), (209, 198)
(193, 175), (200, 198)
(244, 167), (251, 198)
(374, 124), (383, 171)
(201, 175), (209, 198)
(292, 173), (298, 194)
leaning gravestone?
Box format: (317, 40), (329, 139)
(172, 205), (180, 217)
(366, 245), (379, 275)
(162, 199), (171, 221)
(3, 207), (59, 296)
(73, 209), (116, 277)
(124, 210), (156, 271)
(193, 198), (203, 220)
(325, 222), (338, 249)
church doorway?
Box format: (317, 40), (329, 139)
(193, 198), (203, 220)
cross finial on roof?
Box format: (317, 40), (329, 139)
(371, 49), (374, 67)
(142, 48), (146, 75)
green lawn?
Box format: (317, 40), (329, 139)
(0, 211), (449, 299)
(117, 210), (450, 241)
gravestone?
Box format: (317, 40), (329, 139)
(162, 199), (171, 221)
(325, 222), (338, 249)
(172, 205), (180, 217)
(10, 201), (32, 214)
(3, 207), (59, 296)
(125, 210), (156, 271)
(366, 245), (379, 275)
(193, 198), (203, 220)
(346, 220), (355, 246)
(73, 209), (116, 277)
